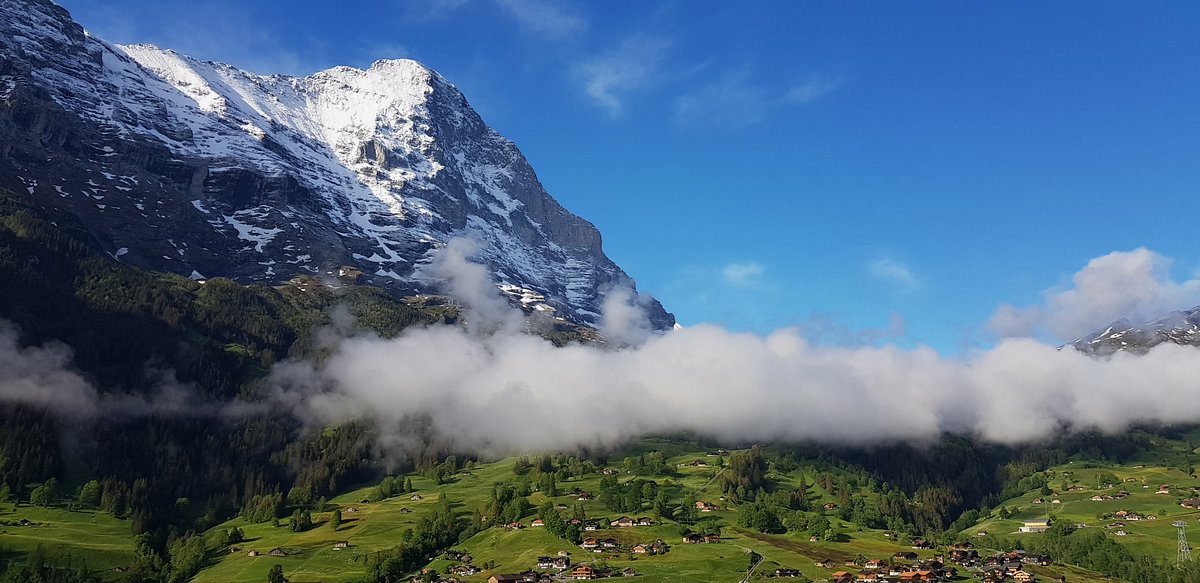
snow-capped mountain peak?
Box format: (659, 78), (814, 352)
(1072, 307), (1200, 355)
(0, 0), (673, 328)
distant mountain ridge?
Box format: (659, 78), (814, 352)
(0, 0), (673, 329)
(1072, 306), (1200, 355)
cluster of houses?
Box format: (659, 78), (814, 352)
(1088, 490), (1130, 502)
(693, 501), (720, 512)
(510, 516), (655, 532)
(448, 564), (480, 577)
(973, 550), (1056, 583)
(443, 551), (478, 577)
(536, 555), (572, 570)
(1101, 509), (1156, 522)
(1037, 477), (1200, 507)
(575, 534), (675, 555)
(482, 543), (659, 582)
(681, 532), (721, 544)
(825, 570), (941, 583)
(580, 537), (620, 551)
(579, 536), (669, 555)
(633, 539), (672, 554)
(816, 553), (954, 582)
(486, 564), (637, 582)
(808, 543), (1056, 583)
(608, 516), (655, 528)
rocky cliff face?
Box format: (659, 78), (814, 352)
(0, 0), (673, 329)
(1072, 307), (1200, 356)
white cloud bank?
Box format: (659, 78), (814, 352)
(0, 322), (97, 414)
(991, 248), (1200, 341)
(264, 242), (1200, 456)
(8, 242), (1200, 458)
(0, 322), (258, 419)
(271, 313), (1200, 456)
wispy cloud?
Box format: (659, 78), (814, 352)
(797, 312), (908, 347)
(786, 74), (843, 104)
(721, 261), (766, 288)
(495, 0), (586, 39)
(674, 68), (843, 129)
(673, 72), (770, 130)
(573, 36), (669, 117)
(405, 0), (471, 22)
(82, 2), (323, 76)
(869, 258), (922, 291)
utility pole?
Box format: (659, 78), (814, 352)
(1174, 520), (1191, 564)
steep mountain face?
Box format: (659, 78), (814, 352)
(0, 0), (673, 329)
(1072, 306), (1200, 356)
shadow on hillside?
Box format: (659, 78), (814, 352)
(0, 547), (26, 565)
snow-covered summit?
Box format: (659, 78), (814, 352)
(0, 0), (673, 328)
(1072, 307), (1200, 356)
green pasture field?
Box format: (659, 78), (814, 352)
(8, 436), (1193, 582)
(0, 503), (134, 580)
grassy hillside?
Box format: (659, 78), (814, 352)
(0, 503), (133, 578)
(8, 435), (1192, 582)
(971, 429), (1200, 561)
(179, 440), (1125, 583)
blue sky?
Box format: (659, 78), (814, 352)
(57, 0), (1200, 352)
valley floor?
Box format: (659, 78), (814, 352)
(10, 435), (1200, 582)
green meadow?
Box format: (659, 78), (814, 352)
(973, 452), (1200, 561)
(187, 439), (1125, 583)
(0, 503), (134, 580)
(10, 435), (1200, 582)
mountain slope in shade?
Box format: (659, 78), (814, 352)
(1072, 306), (1200, 356)
(0, 0), (673, 329)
